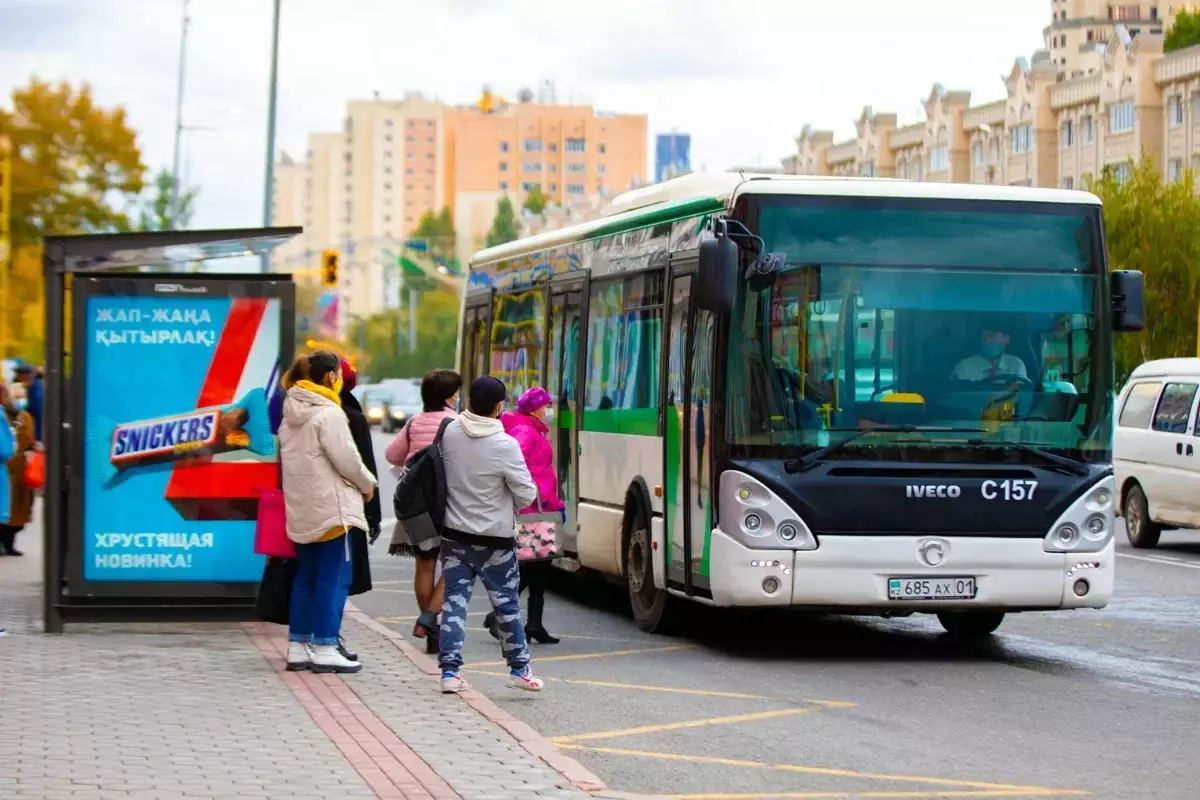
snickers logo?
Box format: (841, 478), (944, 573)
(111, 410), (221, 466)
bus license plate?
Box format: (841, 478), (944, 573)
(888, 577), (977, 601)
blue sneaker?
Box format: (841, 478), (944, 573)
(508, 665), (544, 692)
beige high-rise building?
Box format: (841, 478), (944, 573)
(272, 93), (647, 325)
(1045, 1), (1180, 80)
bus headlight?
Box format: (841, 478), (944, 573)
(721, 471), (819, 551)
(1055, 524), (1079, 547)
(1044, 476), (1115, 553)
(778, 523), (798, 541)
(1084, 515), (1107, 540)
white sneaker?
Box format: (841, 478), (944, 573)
(310, 644), (362, 674)
(440, 671), (469, 694)
(286, 641), (311, 671)
(508, 666), (544, 692)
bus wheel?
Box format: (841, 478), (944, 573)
(937, 611), (1005, 638)
(626, 506), (669, 633)
(1124, 484), (1161, 549)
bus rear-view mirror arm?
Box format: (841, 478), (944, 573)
(1110, 270), (1144, 332)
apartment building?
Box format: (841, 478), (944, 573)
(1045, 1), (1176, 79)
(963, 57), (1061, 188)
(892, 85), (973, 183)
(272, 94), (647, 320)
(1154, 37), (1200, 180)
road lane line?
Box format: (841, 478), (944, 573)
(469, 671), (780, 700)
(554, 745), (1088, 794)
(549, 708), (817, 743)
(1117, 552), (1200, 570)
(472, 643), (694, 667)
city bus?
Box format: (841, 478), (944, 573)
(457, 173), (1144, 637)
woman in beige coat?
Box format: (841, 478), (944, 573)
(279, 351), (377, 674)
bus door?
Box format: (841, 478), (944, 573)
(545, 278), (586, 555)
(459, 290), (493, 397)
(663, 264), (716, 595)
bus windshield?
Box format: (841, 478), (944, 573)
(726, 196), (1113, 463)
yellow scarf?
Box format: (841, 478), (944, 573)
(296, 379), (342, 406)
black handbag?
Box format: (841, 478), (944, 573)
(348, 527), (372, 597)
(254, 556), (297, 624)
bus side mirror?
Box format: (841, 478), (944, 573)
(697, 234), (738, 312)
(1111, 270), (1144, 332)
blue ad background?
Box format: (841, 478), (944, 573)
(83, 295), (268, 582)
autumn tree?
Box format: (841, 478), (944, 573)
(485, 196), (520, 248)
(138, 168), (197, 232)
(350, 286), (462, 379)
(1166, 10), (1200, 52)
(0, 78), (147, 246)
(1088, 156), (1200, 382)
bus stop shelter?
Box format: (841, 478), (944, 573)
(42, 227), (300, 632)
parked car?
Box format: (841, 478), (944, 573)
(1114, 357), (1200, 548)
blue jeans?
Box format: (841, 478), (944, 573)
(289, 534), (352, 646)
(438, 540), (530, 673)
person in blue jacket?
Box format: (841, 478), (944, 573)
(0, 384), (15, 636)
(13, 364), (43, 443)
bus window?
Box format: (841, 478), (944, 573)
(490, 288), (545, 405)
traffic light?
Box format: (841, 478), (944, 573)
(320, 250), (339, 288)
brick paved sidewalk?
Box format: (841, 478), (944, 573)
(0, 523), (659, 800)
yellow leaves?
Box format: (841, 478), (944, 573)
(1, 244), (44, 360)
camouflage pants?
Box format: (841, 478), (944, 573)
(438, 540), (530, 673)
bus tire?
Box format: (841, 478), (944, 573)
(937, 611), (1005, 638)
(625, 503), (670, 633)
(1124, 484), (1161, 549)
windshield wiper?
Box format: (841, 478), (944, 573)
(965, 439), (1090, 477)
(784, 425), (980, 474)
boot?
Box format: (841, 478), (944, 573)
(286, 641), (312, 672)
(310, 644), (362, 674)
(0, 528), (12, 556)
(336, 636), (358, 662)
(425, 627), (439, 655)
(525, 591), (559, 645)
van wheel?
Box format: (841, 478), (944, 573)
(1125, 484), (1161, 549)
(626, 505), (670, 633)
(937, 611), (1005, 638)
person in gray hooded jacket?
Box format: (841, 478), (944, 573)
(437, 376), (544, 694)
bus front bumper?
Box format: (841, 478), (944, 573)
(707, 527), (1114, 611)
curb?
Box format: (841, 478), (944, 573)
(347, 603), (612, 795)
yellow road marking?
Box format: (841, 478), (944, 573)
(549, 708), (816, 743)
(663, 792), (1087, 799)
(472, 643), (694, 667)
(554, 745), (1088, 795)
(467, 669), (779, 700)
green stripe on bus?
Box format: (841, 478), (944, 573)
(586, 197), (725, 241)
(579, 408), (660, 436)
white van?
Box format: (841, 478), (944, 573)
(1114, 358), (1200, 548)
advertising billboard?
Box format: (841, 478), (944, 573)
(655, 133), (691, 183)
(71, 276), (294, 593)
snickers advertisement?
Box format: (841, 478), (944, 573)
(83, 292), (284, 583)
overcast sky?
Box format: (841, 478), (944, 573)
(1, 0), (1049, 231)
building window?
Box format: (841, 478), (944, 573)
(548, 142), (558, 153)
(1169, 96), (1185, 127)
(1082, 115), (1095, 143)
(523, 139), (543, 152)
(383, 183), (392, 190)
(1109, 101), (1135, 133)
(406, 167), (414, 174)
(1169, 157), (1184, 183)
(1109, 162), (1133, 184)
(499, 161), (509, 172)
(1010, 124), (1032, 154)
(384, 135), (393, 142)
(499, 141), (510, 152)
(598, 164), (606, 174)
(521, 182), (540, 192)
(384, 150), (392, 159)
(565, 137), (586, 153)
(548, 163), (558, 173)
(567, 183), (585, 194)
(929, 147), (949, 172)
(567, 163), (586, 173)
(499, 181), (508, 191)
(383, 215), (392, 223)
(385, 119), (393, 127)
(426, 136), (434, 143)
(549, 183), (558, 192)
(989, 139), (1000, 162)
(972, 141), (984, 165)
(524, 161), (542, 172)
(1061, 177), (1074, 189)
(598, 143), (606, 154)
(1061, 120), (1075, 147)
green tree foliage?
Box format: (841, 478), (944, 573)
(523, 184), (548, 215)
(137, 168), (197, 231)
(412, 206), (456, 260)
(1088, 156), (1200, 382)
(349, 287), (461, 379)
(1166, 10), (1200, 52)
(0, 78), (146, 246)
(485, 196), (520, 248)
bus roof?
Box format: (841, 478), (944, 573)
(470, 173), (1102, 268)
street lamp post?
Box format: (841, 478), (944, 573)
(170, 0), (191, 226)
(261, 0), (282, 273)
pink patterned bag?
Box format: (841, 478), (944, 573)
(516, 515), (558, 561)
(254, 489), (295, 559)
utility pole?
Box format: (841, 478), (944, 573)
(260, 0), (282, 273)
(170, 0), (191, 227)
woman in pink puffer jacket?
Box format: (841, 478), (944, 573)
(483, 385), (565, 644)
(384, 369), (461, 654)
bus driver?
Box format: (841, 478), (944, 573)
(950, 322), (1028, 382)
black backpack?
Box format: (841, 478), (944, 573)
(392, 417), (454, 547)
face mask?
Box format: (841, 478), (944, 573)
(980, 342), (1004, 359)
(14, 399), (27, 412)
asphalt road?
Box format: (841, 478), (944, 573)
(355, 430), (1200, 800)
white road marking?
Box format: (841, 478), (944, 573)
(1117, 552), (1200, 570)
